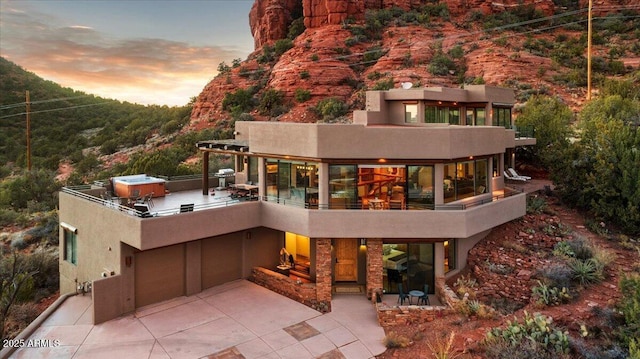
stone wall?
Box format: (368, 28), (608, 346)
(376, 302), (451, 327)
(435, 276), (461, 308)
(250, 267), (329, 312)
(366, 238), (383, 300)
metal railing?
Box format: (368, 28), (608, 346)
(260, 188), (523, 211)
(62, 187), (243, 218)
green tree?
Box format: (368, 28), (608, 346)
(315, 98), (349, 122)
(1, 252), (36, 340)
(514, 95), (574, 166)
(0, 170), (61, 210)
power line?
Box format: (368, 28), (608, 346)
(0, 95), (95, 111)
(0, 102), (111, 120)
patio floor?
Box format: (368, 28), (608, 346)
(9, 280), (387, 359)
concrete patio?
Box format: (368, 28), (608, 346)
(9, 280), (387, 359)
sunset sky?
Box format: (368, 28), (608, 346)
(0, 0), (255, 106)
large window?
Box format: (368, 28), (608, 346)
(404, 103), (418, 123)
(383, 243), (434, 294)
(329, 165), (356, 209)
(407, 165), (434, 209)
(443, 159), (489, 203)
(492, 107), (512, 128)
(444, 240), (456, 273)
(425, 105), (460, 124)
(266, 159), (318, 206)
(63, 227), (77, 265)
(466, 107), (486, 126)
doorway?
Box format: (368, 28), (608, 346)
(334, 238), (358, 282)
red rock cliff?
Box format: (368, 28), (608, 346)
(249, 0), (557, 49)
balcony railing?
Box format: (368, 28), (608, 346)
(261, 188), (522, 211)
(61, 187), (243, 218)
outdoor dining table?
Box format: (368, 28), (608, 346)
(408, 290), (424, 305)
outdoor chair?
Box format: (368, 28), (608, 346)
(397, 283), (409, 305)
(504, 171), (526, 182)
(508, 168), (531, 180)
(418, 284), (430, 305)
(179, 203), (194, 213)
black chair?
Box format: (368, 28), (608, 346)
(134, 203), (152, 218)
(387, 269), (402, 292)
(419, 284), (431, 305)
(397, 283), (409, 305)
(179, 203), (194, 213)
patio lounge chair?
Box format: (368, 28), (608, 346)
(508, 168), (531, 180)
(504, 171), (527, 182)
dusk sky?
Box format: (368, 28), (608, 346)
(0, 0), (255, 106)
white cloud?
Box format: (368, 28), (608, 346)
(0, 1), (250, 106)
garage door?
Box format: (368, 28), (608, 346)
(201, 235), (242, 289)
(135, 244), (185, 308)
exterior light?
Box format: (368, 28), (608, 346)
(360, 238), (367, 246)
(378, 158), (387, 163)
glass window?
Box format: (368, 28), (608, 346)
(248, 156), (258, 184)
(443, 163), (456, 203)
(329, 165), (356, 209)
(265, 159), (278, 201)
(404, 104), (418, 123)
(444, 240), (456, 272)
(475, 159), (488, 194)
(492, 155), (501, 177)
(475, 108), (486, 125)
(449, 108), (460, 125)
(444, 159), (489, 202)
(492, 107), (512, 128)
(383, 243), (434, 294)
(64, 228), (77, 265)
(425, 106), (437, 123)
(407, 165), (434, 209)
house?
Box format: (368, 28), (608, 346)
(58, 85), (535, 324)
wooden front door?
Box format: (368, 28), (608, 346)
(334, 238), (358, 282)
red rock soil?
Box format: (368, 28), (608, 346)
(376, 185), (639, 359)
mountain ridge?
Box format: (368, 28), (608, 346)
(189, 0), (639, 130)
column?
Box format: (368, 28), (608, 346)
(202, 151), (209, 195)
(315, 238), (332, 312)
(365, 238), (383, 301)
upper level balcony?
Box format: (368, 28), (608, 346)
(60, 174), (526, 251)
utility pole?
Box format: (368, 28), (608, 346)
(26, 90), (31, 171)
(587, 0), (593, 100)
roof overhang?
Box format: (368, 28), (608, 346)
(197, 139), (249, 154)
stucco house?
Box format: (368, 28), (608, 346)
(58, 85), (535, 323)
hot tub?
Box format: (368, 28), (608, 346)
(112, 174), (166, 198)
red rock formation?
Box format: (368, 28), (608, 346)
(189, 0), (636, 129)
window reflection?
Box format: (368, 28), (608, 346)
(382, 243), (434, 294)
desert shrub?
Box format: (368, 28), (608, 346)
(314, 98), (349, 122)
(383, 331), (411, 348)
(372, 78), (394, 91)
(299, 70), (310, 79)
(485, 260), (514, 275)
(294, 89), (311, 103)
(26, 211), (59, 246)
(617, 274), (640, 352)
(0, 208), (20, 227)
(273, 38), (293, 56)
(426, 332), (461, 359)
(537, 262), (573, 289)
(484, 312), (570, 358)
(287, 17), (305, 40)
(569, 258), (604, 285)
(502, 240), (529, 253)
(363, 46), (385, 65)
(526, 195), (547, 214)
(454, 299), (495, 319)
(531, 280), (571, 306)
(542, 222), (572, 237)
(258, 89), (285, 116)
(453, 274), (477, 299)
(489, 297), (525, 315)
(222, 89), (256, 115)
(564, 237), (594, 260)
